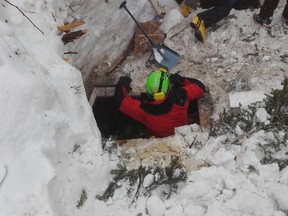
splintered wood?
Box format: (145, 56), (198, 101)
(57, 20), (87, 45)
(61, 29), (87, 44)
(197, 92), (212, 130)
(57, 20), (85, 32)
(133, 21), (165, 54)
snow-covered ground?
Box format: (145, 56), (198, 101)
(0, 0), (288, 216)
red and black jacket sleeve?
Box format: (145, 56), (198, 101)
(114, 83), (145, 123)
(182, 77), (205, 101)
(114, 84), (128, 109)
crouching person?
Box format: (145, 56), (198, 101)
(114, 68), (205, 137)
(190, 0), (260, 42)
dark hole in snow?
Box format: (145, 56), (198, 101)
(92, 96), (199, 140)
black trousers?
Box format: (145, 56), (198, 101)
(197, 6), (232, 26)
(197, 0), (237, 27)
(260, 0), (288, 18)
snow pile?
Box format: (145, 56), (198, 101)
(0, 0), (288, 216)
(0, 0), (107, 215)
(229, 90), (266, 107)
(160, 8), (184, 33)
(57, 0), (147, 80)
(101, 98), (288, 215)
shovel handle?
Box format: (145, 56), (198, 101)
(119, 1), (157, 49)
(119, 1), (127, 9)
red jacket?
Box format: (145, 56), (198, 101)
(118, 79), (205, 137)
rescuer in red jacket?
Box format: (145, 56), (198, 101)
(114, 68), (205, 137)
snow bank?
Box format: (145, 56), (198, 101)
(0, 1), (106, 216)
(1, 0), (288, 216)
(63, 0), (147, 81)
(229, 90), (266, 107)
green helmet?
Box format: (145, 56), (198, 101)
(146, 70), (169, 100)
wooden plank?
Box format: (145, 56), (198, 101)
(197, 92), (212, 130)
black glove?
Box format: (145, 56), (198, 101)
(117, 76), (132, 92)
(114, 76), (132, 108)
(169, 73), (184, 87)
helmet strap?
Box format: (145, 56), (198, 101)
(159, 67), (168, 73)
(154, 92), (165, 100)
(154, 71), (165, 100)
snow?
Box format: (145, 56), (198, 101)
(143, 173), (155, 187)
(229, 90), (266, 107)
(160, 8), (184, 33)
(0, 0), (288, 216)
(255, 107), (271, 124)
(146, 194), (166, 216)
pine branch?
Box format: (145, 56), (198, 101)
(4, 0), (44, 35)
(133, 166), (146, 201)
(76, 189), (87, 208)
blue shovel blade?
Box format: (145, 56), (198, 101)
(154, 44), (181, 71)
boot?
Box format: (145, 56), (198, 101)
(253, 13), (272, 26)
(180, 4), (193, 17)
(190, 16), (206, 42)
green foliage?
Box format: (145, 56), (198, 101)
(264, 77), (288, 127)
(145, 156), (187, 199)
(259, 78), (288, 170)
(211, 77), (288, 170)
(210, 104), (259, 137)
(96, 163), (138, 201)
(76, 189), (87, 209)
(96, 156), (187, 202)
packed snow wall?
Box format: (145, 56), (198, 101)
(1, 0), (125, 215)
(61, 0), (147, 97)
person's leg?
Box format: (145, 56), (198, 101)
(282, 0), (288, 26)
(254, 0), (280, 25)
(200, 0), (215, 9)
(259, 0), (280, 17)
(191, 0), (233, 42)
(198, 0), (235, 26)
(190, 5), (231, 42)
(283, 0), (288, 20)
(233, 0), (260, 10)
(197, 6), (232, 27)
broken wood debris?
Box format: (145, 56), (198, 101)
(58, 20), (87, 45)
(64, 51), (78, 55)
(197, 91), (212, 130)
(57, 20), (85, 32)
(134, 21), (165, 54)
(61, 29), (87, 44)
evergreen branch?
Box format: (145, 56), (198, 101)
(133, 166), (146, 201)
(96, 157), (187, 202)
(96, 180), (120, 201)
(76, 189), (87, 208)
(96, 164), (138, 201)
(211, 77), (288, 170)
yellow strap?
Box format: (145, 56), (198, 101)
(154, 92), (165, 100)
(159, 67), (168, 73)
